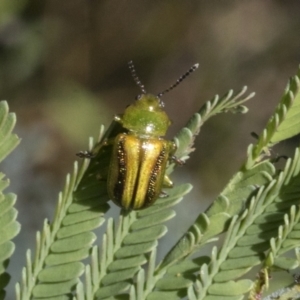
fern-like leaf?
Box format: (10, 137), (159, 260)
(0, 101), (20, 163)
(269, 66), (300, 144)
(161, 87), (254, 268)
(16, 133), (109, 300)
(265, 205), (300, 272)
(73, 85), (252, 300)
(174, 86), (254, 163)
(252, 66), (300, 160)
(0, 101), (21, 299)
(187, 144), (300, 300)
(78, 183), (192, 299)
(87, 87), (253, 299)
(150, 79), (300, 298)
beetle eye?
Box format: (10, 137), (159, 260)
(135, 94), (142, 100)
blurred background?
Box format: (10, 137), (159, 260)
(1, 0), (300, 296)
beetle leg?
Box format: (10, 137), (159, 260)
(169, 141), (184, 165)
(159, 191), (169, 198)
(76, 150), (95, 159)
(76, 137), (117, 159)
(171, 155), (185, 165)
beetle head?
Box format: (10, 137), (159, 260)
(121, 93), (171, 137)
(122, 61), (199, 136)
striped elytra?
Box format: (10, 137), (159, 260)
(107, 133), (175, 210)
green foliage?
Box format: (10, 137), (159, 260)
(0, 101), (20, 300)
(1, 66), (300, 300)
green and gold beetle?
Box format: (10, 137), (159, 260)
(79, 61), (198, 210)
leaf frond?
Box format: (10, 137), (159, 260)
(16, 135), (109, 299)
(174, 86), (254, 162)
(9, 65), (300, 300)
(0, 101), (20, 299)
(159, 153), (275, 270)
(252, 66), (300, 160)
(0, 101), (20, 163)
(81, 184), (192, 299)
(186, 143), (300, 299)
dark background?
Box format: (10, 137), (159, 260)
(1, 0), (300, 297)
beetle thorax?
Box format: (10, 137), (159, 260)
(121, 94), (171, 137)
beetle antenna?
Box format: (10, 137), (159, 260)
(157, 63), (199, 98)
(128, 60), (147, 94)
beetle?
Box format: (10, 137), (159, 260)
(78, 61), (198, 210)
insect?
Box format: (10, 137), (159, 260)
(79, 61), (198, 210)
